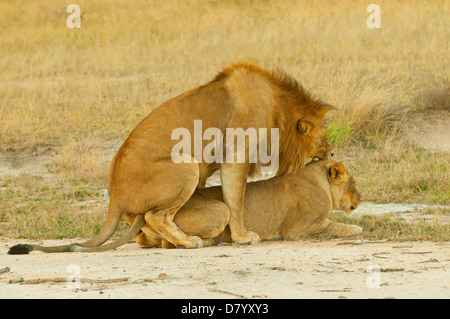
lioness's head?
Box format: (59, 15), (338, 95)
(328, 162), (362, 213)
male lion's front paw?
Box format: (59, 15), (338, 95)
(232, 231), (260, 245)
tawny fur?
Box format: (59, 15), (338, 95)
(108, 62), (335, 248)
(136, 160), (363, 248)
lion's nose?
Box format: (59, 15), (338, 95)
(352, 198), (362, 210)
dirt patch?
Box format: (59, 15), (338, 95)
(0, 239), (448, 299)
(0, 139), (122, 179)
(0, 145), (56, 177)
(404, 110), (450, 152)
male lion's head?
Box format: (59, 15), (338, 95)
(278, 101), (336, 174)
(327, 162), (362, 213)
(216, 63), (337, 175)
(311, 127), (333, 161)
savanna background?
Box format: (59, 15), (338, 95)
(1, 0), (449, 242)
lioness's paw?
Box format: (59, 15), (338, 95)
(232, 231), (260, 245)
(178, 236), (204, 249)
(348, 225), (363, 235)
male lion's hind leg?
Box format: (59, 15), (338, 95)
(145, 208), (204, 249)
(142, 159), (204, 249)
(140, 197), (230, 249)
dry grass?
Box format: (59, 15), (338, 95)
(413, 83), (450, 111)
(328, 209), (450, 242)
(0, 175), (130, 239)
(338, 147), (450, 205)
(1, 0), (448, 145)
(0, 0), (449, 239)
(50, 139), (110, 184)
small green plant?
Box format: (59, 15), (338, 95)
(327, 122), (352, 145)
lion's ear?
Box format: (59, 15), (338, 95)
(297, 118), (314, 134)
(329, 162), (346, 182)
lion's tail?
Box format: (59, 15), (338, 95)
(70, 215), (145, 253)
(7, 204), (144, 255)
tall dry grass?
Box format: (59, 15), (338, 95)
(0, 0), (448, 145)
(50, 139), (110, 184)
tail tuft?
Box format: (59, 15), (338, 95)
(8, 244), (33, 255)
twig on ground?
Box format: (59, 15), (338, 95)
(8, 277), (24, 284)
(0, 267), (11, 275)
(372, 252), (390, 259)
(380, 267), (405, 272)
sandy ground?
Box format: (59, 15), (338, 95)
(0, 238), (448, 299)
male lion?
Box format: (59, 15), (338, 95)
(136, 160), (363, 248)
(9, 62), (334, 254)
